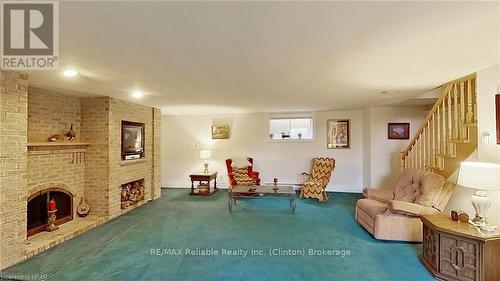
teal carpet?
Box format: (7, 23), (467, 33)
(1, 188), (434, 281)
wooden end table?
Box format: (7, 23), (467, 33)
(421, 214), (500, 281)
(189, 172), (218, 196)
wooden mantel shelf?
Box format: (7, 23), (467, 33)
(28, 142), (90, 147)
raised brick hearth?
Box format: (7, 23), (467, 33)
(0, 70), (161, 270)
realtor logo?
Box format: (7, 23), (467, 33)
(1, 1), (58, 69)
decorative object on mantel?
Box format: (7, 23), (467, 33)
(77, 198), (90, 217)
(120, 179), (145, 209)
(46, 199), (59, 232)
(49, 124), (77, 142)
(457, 161), (500, 226)
(211, 124), (230, 139)
(388, 123), (410, 140)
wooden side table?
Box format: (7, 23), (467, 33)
(421, 214), (500, 281)
(189, 172), (218, 196)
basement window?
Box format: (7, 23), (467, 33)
(269, 117), (314, 140)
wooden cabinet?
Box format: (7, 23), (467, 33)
(421, 215), (500, 281)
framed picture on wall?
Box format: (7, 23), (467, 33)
(212, 124), (230, 139)
(388, 123), (410, 140)
(327, 119), (350, 149)
(496, 94), (500, 144)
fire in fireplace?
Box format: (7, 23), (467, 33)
(27, 188), (73, 237)
(121, 179), (145, 209)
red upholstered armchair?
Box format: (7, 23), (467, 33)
(226, 158), (261, 189)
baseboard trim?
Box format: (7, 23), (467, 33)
(162, 181), (361, 193)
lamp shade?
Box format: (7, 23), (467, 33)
(199, 150), (212, 160)
(457, 162), (500, 191)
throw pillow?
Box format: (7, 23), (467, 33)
(231, 157), (252, 168)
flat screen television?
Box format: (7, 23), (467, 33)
(121, 121), (145, 160)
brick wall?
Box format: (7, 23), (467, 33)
(28, 87), (81, 142)
(27, 147), (85, 218)
(108, 98), (159, 218)
(81, 97), (161, 218)
(26, 87), (85, 219)
(0, 72), (161, 269)
(0, 70), (28, 269)
(152, 108), (161, 199)
(81, 97), (110, 216)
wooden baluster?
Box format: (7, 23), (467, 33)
(436, 104), (441, 169)
(411, 143), (418, 169)
(408, 147), (412, 169)
(473, 79), (477, 123)
(420, 136), (424, 169)
(400, 151), (405, 170)
(453, 83), (459, 140)
(431, 116), (436, 169)
(427, 121), (431, 169)
(410, 148), (413, 169)
(422, 129), (426, 170)
(441, 99), (447, 158)
(466, 79), (474, 123)
(460, 82), (466, 140)
(447, 89), (453, 156)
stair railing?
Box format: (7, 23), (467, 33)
(401, 73), (477, 175)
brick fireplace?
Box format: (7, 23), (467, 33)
(27, 187), (73, 237)
(0, 70), (161, 270)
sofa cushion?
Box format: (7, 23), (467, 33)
(393, 168), (424, 202)
(356, 198), (388, 220)
(415, 172), (446, 207)
(362, 188), (393, 203)
(388, 200), (440, 217)
(432, 181), (456, 212)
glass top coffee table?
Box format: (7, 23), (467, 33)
(228, 185), (296, 214)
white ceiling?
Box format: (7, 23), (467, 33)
(27, 1), (500, 114)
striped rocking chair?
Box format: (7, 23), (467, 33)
(300, 157), (336, 202)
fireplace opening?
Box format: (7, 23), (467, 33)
(27, 189), (73, 237)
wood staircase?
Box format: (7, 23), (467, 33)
(401, 73), (478, 178)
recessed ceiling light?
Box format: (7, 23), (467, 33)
(63, 69), (78, 77)
(132, 90), (144, 99)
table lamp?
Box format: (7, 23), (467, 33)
(457, 162), (500, 226)
(199, 150), (212, 174)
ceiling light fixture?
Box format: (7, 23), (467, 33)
(63, 69), (78, 77)
(132, 90), (144, 99)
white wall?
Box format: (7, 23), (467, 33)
(162, 111), (364, 192)
(161, 106), (430, 193)
(445, 63), (500, 225)
(366, 106), (428, 189)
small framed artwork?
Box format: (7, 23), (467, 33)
(212, 125), (230, 139)
(496, 94), (500, 144)
(388, 123), (410, 140)
(327, 119), (350, 149)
